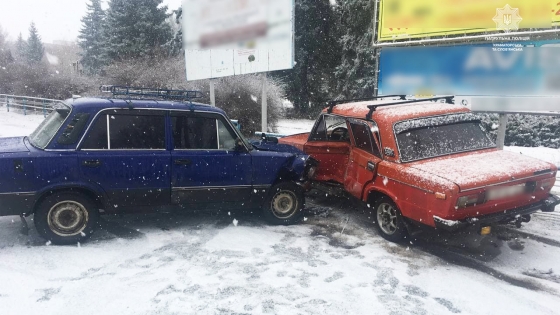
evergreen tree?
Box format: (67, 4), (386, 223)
(166, 7), (183, 57)
(78, 0), (106, 74)
(0, 25), (14, 66)
(26, 22), (44, 63)
(15, 33), (27, 61)
(334, 0), (377, 99)
(273, 0), (342, 117)
(103, 0), (172, 61)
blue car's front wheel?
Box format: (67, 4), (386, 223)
(34, 192), (100, 245)
(263, 182), (304, 225)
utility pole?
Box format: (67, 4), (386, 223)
(209, 79), (216, 107)
(262, 73), (268, 132)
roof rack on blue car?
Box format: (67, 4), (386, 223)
(100, 85), (205, 102)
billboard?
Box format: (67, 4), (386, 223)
(379, 42), (560, 96)
(378, 0), (556, 42)
(183, 0), (294, 81)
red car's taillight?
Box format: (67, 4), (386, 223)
(538, 177), (556, 191)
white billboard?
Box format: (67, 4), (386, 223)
(183, 0), (294, 81)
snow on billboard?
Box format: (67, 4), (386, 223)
(182, 0), (294, 81)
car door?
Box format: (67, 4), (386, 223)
(303, 114), (351, 184)
(169, 111), (252, 210)
(78, 109), (171, 209)
(344, 119), (383, 199)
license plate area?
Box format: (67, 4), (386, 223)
(486, 183), (526, 201)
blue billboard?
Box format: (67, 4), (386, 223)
(379, 41), (560, 96)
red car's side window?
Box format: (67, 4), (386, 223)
(309, 114), (350, 142)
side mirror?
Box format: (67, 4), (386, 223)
(266, 136), (278, 143)
(235, 138), (246, 152)
(260, 132), (279, 143)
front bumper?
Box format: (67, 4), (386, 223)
(434, 194), (560, 232)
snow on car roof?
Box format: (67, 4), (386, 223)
(327, 100), (469, 121)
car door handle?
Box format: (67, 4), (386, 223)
(82, 160), (101, 167)
(367, 161), (376, 172)
(174, 159), (191, 166)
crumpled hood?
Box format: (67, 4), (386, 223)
(250, 140), (305, 155)
(408, 150), (554, 191)
(0, 137), (30, 153)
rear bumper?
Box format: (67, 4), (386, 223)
(434, 194), (560, 232)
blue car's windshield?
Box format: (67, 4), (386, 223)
(28, 103), (71, 149)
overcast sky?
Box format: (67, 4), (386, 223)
(0, 0), (183, 43)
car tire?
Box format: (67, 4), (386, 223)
(263, 182), (304, 225)
(34, 192), (99, 245)
(373, 196), (408, 242)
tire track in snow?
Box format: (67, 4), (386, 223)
(413, 239), (551, 293)
(307, 191), (559, 295)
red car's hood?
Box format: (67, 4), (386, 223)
(408, 150), (554, 191)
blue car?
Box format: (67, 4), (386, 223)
(0, 87), (317, 244)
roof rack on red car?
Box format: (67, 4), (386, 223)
(100, 85), (204, 102)
(326, 95), (406, 114)
(365, 96), (455, 120)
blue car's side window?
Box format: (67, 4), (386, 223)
(82, 114), (108, 149)
(171, 113), (237, 150)
(58, 113), (91, 145)
(81, 110), (166, 150)
(109, 114), (165, 150)
(172, 115), (218, 149)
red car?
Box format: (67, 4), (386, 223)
(279, 96), (560, 242)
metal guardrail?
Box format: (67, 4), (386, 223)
(0, 94), (59, 117)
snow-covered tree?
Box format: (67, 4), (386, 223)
(103, 0), (172, 61)
(15, 33), (27, 61)
(26, 22), (44, 63)
(0, 25), (13, 66)
(334, 0), (377, 99)
(480, 114), (560, 148)
(273, 0), (341, 117)
(165, 7), (183, 57)
(78, 0), (106, 74)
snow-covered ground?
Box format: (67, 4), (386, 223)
(275, 118), (315, 135)
(1, 111), (560, 315)
(0, 108), (45, 138)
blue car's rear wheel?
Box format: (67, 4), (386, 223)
(34, 192), (99, 245)
(263, 182), (304, 225)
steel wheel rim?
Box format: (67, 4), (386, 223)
(47, 201), (89, 236)
(271, 191), (297, 219)
(376, 202), (398, 235)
